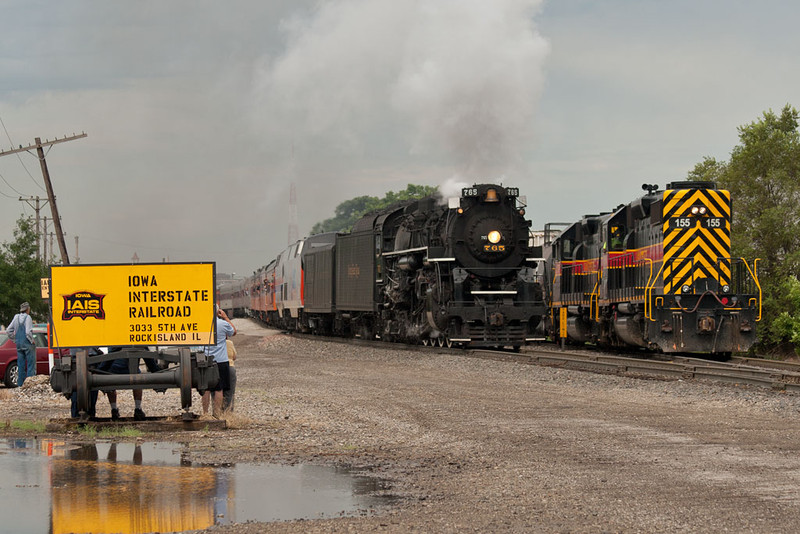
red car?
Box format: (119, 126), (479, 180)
(0, 327), (53, 387)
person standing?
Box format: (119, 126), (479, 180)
(6, 302), (36, 387)
(223, 338), (237, 411)
(101, 347), (160, 421)
(201, 306), (236, 418)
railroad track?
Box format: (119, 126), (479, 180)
(512, 346), (800, 392)
(285, 332), (800, 393)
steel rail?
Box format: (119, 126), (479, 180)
(286, 333), (800, 393)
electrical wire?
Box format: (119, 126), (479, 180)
(0, 168), (23, 197)
(0, 113), (45, 192)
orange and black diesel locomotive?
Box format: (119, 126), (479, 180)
(544, 181), (761, 354)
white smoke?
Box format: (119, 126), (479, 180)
(251, 0), (549, 179)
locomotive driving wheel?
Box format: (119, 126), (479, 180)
(179, 348), (192, 409)
(76, 350), (90, 416)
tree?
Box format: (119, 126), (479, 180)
(0, 216), (49, 326)
(689, 105), (800, 351)
(311, 184), (439, 235)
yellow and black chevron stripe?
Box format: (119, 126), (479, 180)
(662, 187), (731, 294)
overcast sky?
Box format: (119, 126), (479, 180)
(1, 1), (798, 277)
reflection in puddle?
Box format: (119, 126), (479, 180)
(0, 438), (394, 534)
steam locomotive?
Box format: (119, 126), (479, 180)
(543, 181), (761, 354)
(227, 184), (547, 348)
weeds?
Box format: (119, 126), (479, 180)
(4, 420), (47, 433)
(221, 410), (252, 429)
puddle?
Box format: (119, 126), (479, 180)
(0, 438), (395, 534)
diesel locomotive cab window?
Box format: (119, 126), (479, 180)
(560, 239), (573, 259)
(609, 225), (625, 251)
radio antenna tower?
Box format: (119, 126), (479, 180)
(288, 182), (299, 245)
(287, 143), (299, 245)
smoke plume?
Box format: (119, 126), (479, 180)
(251, 0), (549, 180)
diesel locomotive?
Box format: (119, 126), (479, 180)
(544, 181), (761, 354)
(235, 184), (547, 348)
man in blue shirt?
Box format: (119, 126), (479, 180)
(6, 302), (36, 386)
(201, 305), (237, 418)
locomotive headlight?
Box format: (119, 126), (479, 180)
(691, 206), (700, 215)
(488, 230), (502, 244)
(722, 284), (730, 293)
(699, 206), (707, 215)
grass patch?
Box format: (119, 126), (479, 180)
(4, 420), (46, 433)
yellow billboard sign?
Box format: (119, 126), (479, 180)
(50, 263), (216, 348)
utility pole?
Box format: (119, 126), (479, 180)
(18, 195), (48, 261)
(74, 235), (80, 264)
(0, 132), (87, 265)
(42, 217), (49, 263)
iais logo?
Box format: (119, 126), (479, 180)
(62, 291), (106, 321)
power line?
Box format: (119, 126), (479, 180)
(0, 132), (88, 265)
(0, 114), (45, 192)
(0, 169), (21, 198)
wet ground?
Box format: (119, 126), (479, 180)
(0, 438), (394, 534)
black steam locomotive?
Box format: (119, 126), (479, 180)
(238, 184), (547, 349)
(543, 181), (761, 354)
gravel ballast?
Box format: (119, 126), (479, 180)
(4, 318), (800, 533)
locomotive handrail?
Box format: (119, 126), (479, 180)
(590, 278), (600, 322)
(382, 246), (428, 256)
(645, 259), (667, 321)
(740, 257), (762, 321)
(640, 258), (654, 296)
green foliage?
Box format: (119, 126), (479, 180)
(770, 277), (800, 350)
(5, 420), (47, 433)
(0, 216), (49, 326)
(689, 104), (800, 350)
(310, 184), (439, 235)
